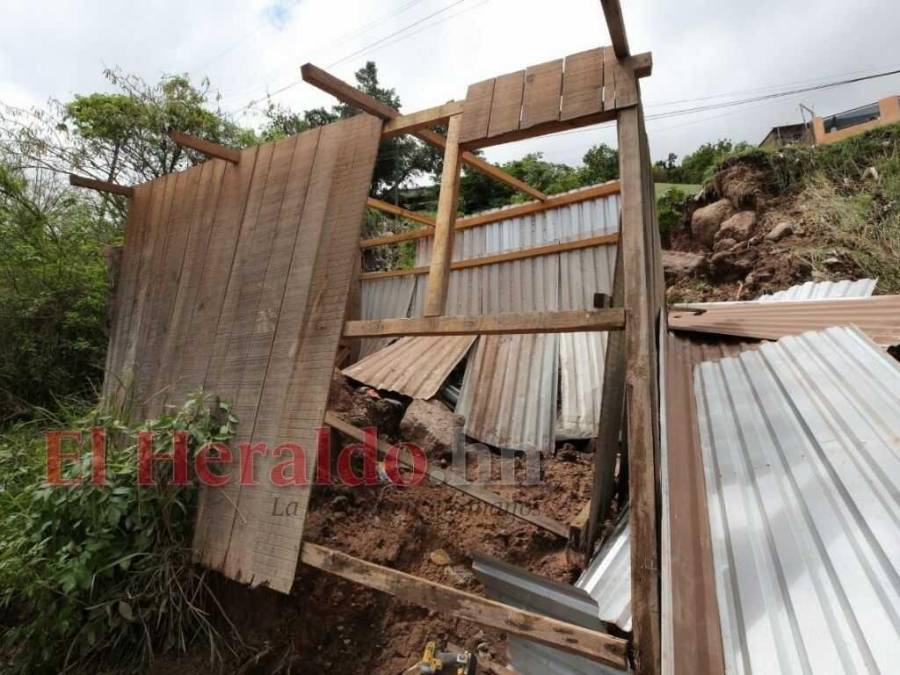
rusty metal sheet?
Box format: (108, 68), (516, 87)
(342, 335), (475, 399)
(669, 295), (900, 346)
(357, 275), (417, 358)
(694, 326), (900, 674)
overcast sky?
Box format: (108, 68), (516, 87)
(2, 0), (898, 169)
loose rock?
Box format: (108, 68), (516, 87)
(716, 211), (756, 242)
(766, 221), (793, 242)
(691, 198), (734, 246)
(399, 399), (465, 461)
(662, 250), (706, 278)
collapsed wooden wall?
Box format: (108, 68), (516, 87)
(103, 114), (383, 592)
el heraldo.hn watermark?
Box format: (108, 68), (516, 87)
(44, 426), (544, 514)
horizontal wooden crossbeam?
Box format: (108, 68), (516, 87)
(360, 233), (619, 280)
(323, 412), (568, 537)
(366, 198), (435, 226)
(300, 63), (547, 202)
(168, 131), (241, 164)
(300, 542), (629, 667)
(382, 101), (465, 138)
(360, 181), (621, 249)
(69, 174), (134, 197)
(344, 308), (626, 338)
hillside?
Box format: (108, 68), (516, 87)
(663, 123), (900, 302)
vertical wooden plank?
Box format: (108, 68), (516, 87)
(128, 172), (180, 414)
(487, 71), (524, 138)
(561, 47), (605, 121)
(459, 78), (495, 145)
(603, 47), (618, 111)
(585, 232), (625, 553)
(155, 159), (228, 403)
(423, 114), (463, 317)
(618, 104), (660, 675)
(102, 182), (153, 403)
(223, 114), (383, 592)
(193, 141), (276, 569)
(521, 58), (563, 129)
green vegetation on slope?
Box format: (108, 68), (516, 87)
(0, 393), (237, 673)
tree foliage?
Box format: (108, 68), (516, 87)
(653, 139), (753, 184)
(0, 163), (115, 420)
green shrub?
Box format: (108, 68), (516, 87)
(657, 187), (688, 239)
(0, 393), (238, 673)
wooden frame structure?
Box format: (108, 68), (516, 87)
(72, 3), (663, 671)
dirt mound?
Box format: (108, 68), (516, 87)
(665, 155), (863, 302)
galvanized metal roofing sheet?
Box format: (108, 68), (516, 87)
(341, 335), (475, 399)
(357, 275), (416, 358)
(669, 294), (900, 346)
(472, 551), (626, 675)
(413, 188), (619, 450)
(575, 511), (632, 632)
(694, 326), (900, 674)
(756, 278), (877, 302)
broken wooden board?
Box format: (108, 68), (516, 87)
(103, 114), (383, 593)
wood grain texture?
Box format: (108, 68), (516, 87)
(423, 114), (463, 317)
(102, 115), (382, 593)
(521, 59), (563, 129)
(300, 543), (629, 667)
(487, 70), (524, 138)
(561, 47), (605, 121)
(459, 78), (494, 144)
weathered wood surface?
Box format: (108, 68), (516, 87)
(103, 115), (383, 593)
(300, 543), (629, 667)
(458, 46), (648, 148)
(344, 308), (626, 338)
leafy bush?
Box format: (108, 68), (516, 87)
(0, 393), (239, 672)
(657, 187), (688, 240)
(0, 164), (116, 421)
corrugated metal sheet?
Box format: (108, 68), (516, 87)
(694, 326), (900, 674)
(575, 511), (632, 632)
(341, 335), (475, 399)
(357, 275), (416, 358)
(472, 552), (626, 675)
(413, 186), (620, 450)
(670, 294), (900, 346)
(756, 278), (876, 302)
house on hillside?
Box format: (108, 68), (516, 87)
(812, 95), (900, 144)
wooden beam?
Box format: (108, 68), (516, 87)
(300, 63), (546, 201)
(168, 131), (241, 164)
(423, 114), (463, 317)
(300, 542), (629, 667)
(366, 198), (435, 227)
(343, 308), (626, 338)
(601, 0), (631, 58)
(618, 104), (661, 675)
(69, 174), (134, 198)
(626, 51), (653, 78)
(585, 230), (625, 554)
(323, 412), (569, 537)
(359, 181), (621, 249)
(382, 100), (465, 138)
(360, 233), (619, 280)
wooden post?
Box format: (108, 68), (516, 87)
(584, 230), (626, 554)
(618, 103), (661, 675)
(423, 114), (463, 317)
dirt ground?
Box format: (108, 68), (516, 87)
(151, 374), (601, 675)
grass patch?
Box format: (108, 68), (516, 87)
(0, 393), (240, 673)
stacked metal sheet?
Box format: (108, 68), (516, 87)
(756, 277), (876, 302)
(694, 326), (900, 674)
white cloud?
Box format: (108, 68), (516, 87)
(2, 0), (898, 167)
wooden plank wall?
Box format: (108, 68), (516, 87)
(103, 114), (383, 592)
(459, 46), (634, 148)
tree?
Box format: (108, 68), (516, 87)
(260, 62), (440, 199)
(0, 161), (115, 419)
(580, 143), (619, 184)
